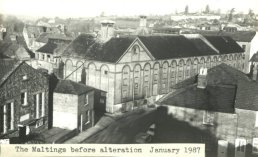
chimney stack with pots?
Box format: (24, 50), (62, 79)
(100, 20), (115, 42)
(197, 68), (208, 89)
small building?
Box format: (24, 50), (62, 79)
(159, 63), (258, 157)
(53, 80), (106, 132)
(0, 59), (49, 140)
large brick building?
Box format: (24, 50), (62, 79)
(159, 63), (258, 157)
(0, 59), (49, 140)
(60, 24), (245, 113)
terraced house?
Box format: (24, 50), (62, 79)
(60, 23), (245, 113)
(0, 59), (49, 140)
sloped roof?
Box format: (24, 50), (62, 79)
(250, 52), (258, 62)
(37, 42), (57, 54)
(203, 36), (244, 54)
(163, 63), (257, 112)
(0, 41), (31, 59)
(62, 34), (135, 62)
(138, 35), (217, 59)
(35, 33), (52, 43)
(54, 79), (94, 95)
(235, 80), (258, 111)
(0, 59), (22, 86)
(161, 84), (236, 113)
(198, 30), (256, 42)
(0, 53), (9, 59)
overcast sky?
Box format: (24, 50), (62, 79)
(0, 0), (258, 18)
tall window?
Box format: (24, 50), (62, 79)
(85, 94), (89, 106)
(178, 60), (184, 82)
(162, 62), (169, 94)
(236, 139), (246, 153)
(21, 92), (27, 106)
(170, 61), (177, 88)
(185, 59), (191, 79)
(153, 63), (159, 96)
(133, 65), (141, 98)
(132, 45), (140, 61)
(122, 66), (130, 102)
(203, 111), (214, 125)
(143, 64), (151, 97)
(1, 102), (14, 133)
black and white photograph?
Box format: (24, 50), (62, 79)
(0, 0), (258, 156)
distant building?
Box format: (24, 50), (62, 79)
(170, 14), (221, 21)
(53, 80), (106, 132)
(159, 63), (258, 157)
(0, 59), (49, 140)
(35, 37), (72, 75)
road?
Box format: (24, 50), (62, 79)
(83, 108), (157, 143)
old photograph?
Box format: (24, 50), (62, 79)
(0, 0), (258, 156)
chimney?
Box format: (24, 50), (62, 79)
(100, 20), (115, 41)
(139, 15), (147, 28)
(197, 68), (208, 89)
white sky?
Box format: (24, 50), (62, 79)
(0, 0), (258, 18)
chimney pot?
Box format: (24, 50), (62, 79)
(197, 67), (208, 89)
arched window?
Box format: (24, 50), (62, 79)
(161, 62), (169, 94)
(152, 63), (160, 96)
(170, 60), (177, 89)
(178, 59), (184, 82)
(206, 57), (211, 69)
(229, 55), (233, 67)
(133, 65), (141, 99)
(76, 61), (83, 82)
(192, 58), (198, 76)
(213, 56), (218, 67)
(122, 65), (130, 102)
(185, 59), (191, 79)
(199, 57), (205, 71)
(143, 64), (151, 97)
(65, 59), (75, 80)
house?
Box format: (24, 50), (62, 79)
(158, 63), (258, 157)
(53, 80), (106, 132)
(34, 37), (72, 75)
(0, 59), (49, 141)
(0, 33), (33, 60)
(60, 23), (244, 113)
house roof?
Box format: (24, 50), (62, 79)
(54, 79), (94, 95)
(163, 63), (255, 113)
(235, 80), (258, 111)
(0, 59), (22, 86)
(198, 30), (256, 42)
(203, 36), (244, 54)
(250, 52), (258, 62)
(160, 84), (236, 113)
(0, 41), (31, 59)
(35, 32), (51, 43)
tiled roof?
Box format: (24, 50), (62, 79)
(250, 52), (258, 62)
(138, 35), (217, 59)
(0, 53), (9, 59)
(163, 63), (254, 112)
(235, 80), (258, 111)
(203, 36), (244, 54)
(35, 33), (51, 43)
(63, 34), (244, 63)
(0, 59), (22, 86)
(0, 41), (31, 59)
(37, 42), (57, 54)
(62, 34), (135, 62)
(54, 79), (94, 95)
(198, 30), (256, 42)
(161, 84), (236, 113)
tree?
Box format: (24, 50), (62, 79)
(228, 8), (235, 22)
(248, 9), (255, 19)
(184, 5), (189, 15)
(205, 5), (210, 14)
